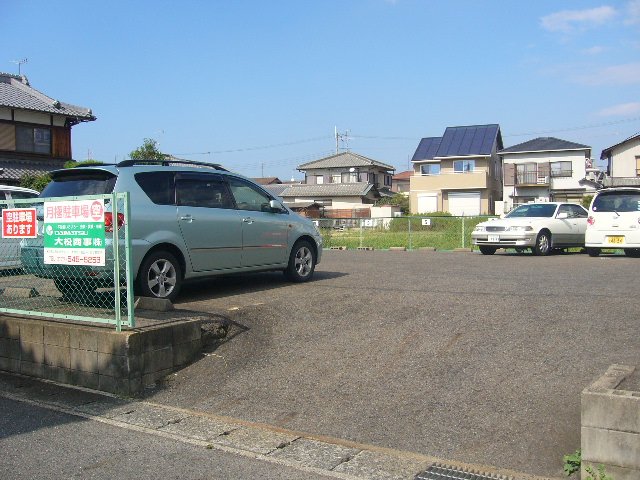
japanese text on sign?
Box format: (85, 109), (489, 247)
(44, 199), (106, 266)
(2, 208), (38, 238)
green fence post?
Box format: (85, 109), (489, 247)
(408, 216), (412, 251)
(461, 216), (466, 248)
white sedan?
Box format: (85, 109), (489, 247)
(472, 202), (588, 255)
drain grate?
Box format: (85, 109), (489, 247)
(415, 463), (514, 480)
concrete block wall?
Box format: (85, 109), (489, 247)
(581, 364), (640, 480)
(0, 315), (202, 395)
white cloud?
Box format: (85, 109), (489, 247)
(583, 46), (606, 55)
(625, 0), (640, 25)
(595, 102), (640, 116)
(541, 6), (618, 33)
(573, 62), (640, 85)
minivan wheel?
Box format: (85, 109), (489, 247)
(284, 240), (316, 282)
(533, 231), (551, 256)
(479, 246), (497, 255)
(587, 248), (601, 257)
(137, 251), (182, 301)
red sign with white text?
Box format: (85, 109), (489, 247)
(2, 208), (37, 238)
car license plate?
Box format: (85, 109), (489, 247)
(607, 236), (624, 244)
(488, 235), (500, 243)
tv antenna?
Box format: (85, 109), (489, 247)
(334, 127), (353, 153)
(10, 58), (28, 75)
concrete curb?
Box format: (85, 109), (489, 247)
(0, 371), (561, 480)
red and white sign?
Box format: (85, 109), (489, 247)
(2, 208), (37, 238)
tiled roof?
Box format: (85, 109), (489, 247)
(0, 73), (95, 121)
(253, 177), (282, 185)
(0, 158), (66, 181)
(500, 136), (590, 154)
(393, 170), (413, 180)
(280, 183), (375, 197)
(262, 183), (289, 197)
(297, 151), (395, 171)
(412, 124), (502, 161)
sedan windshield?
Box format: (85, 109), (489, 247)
(505, 204), (557, 218)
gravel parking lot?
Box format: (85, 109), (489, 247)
(146, 249), (639, 479)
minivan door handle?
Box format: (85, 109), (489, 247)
(180, 215), (195, 223)
(242, 217), (253, 224)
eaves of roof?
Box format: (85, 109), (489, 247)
(297, 151), (395, 171)
(280, 183), (376, 197)
(0, 157), (66, 180)
(0, 73), (95, 121)
(600, 132), (640, 159)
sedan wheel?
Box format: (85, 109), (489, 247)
(479, 246), (497, 255)
(533, 231), (551, 256)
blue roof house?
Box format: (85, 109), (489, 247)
(409, 124), (503, 215)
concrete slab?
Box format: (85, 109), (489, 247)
(269, 437), (360, 470)
(213, 425), (299, 455)
(159, 413), (241, 441)
(333, 450), (429, 480)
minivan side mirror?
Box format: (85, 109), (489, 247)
(269, 199), (285, 213)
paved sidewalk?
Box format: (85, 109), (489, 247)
(0, 372), (558, 480)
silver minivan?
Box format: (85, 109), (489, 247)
(585, 187), (640, 257)
(21, 160), (323, 300)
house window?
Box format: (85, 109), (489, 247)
(453, 160), (474, 173)
(550, 161), (572, 177)
(341, 172), (358, 183)
(635, 156), (640, 177)
(16, 125), (51, 154)
(313, 199), (332, 206)
(420, 164), (441, 175)
(384, 175), (392, 186)
(315, 175), (324, 184)
(331, 174), (341, 183)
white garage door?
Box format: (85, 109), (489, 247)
(417, 194), (438, 214)
(448, 191), (481, 216)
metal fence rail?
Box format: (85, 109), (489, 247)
(0, 193), (134, 330)
(316, 215), (496, 251)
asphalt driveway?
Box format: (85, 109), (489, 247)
(145, 250), (639, 479)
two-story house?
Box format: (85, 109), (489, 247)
(298, 151), (394, 189)
(600, 132), (640, 179)
(290, 151), (394, 214)
(500, 137), (592, 211)
(409, 124), (503, 216)
(0, 73), (95, 185)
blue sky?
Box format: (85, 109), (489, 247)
(2, 0), (639, 180)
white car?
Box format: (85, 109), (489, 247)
(585, 187), (640, 257)
(472, 202), (588, 255)
(0, 185), (39, 268)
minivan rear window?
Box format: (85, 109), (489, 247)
(40, 171), (117, 197)
(592, 191), (640, 212)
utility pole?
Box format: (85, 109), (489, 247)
(335, 127), (352, 153)
(261, 162), (265, 177)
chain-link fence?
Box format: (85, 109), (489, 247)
(0, 193), (134, 330)
(315, 215), (496, 251)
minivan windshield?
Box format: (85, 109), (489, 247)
(40, 171), (117, 197)
(505, 204), (557, 218)
(592, 191), (640, 212)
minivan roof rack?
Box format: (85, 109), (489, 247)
(116, 159), (228, 171)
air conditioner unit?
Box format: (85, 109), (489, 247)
(537, 176), (549, 184)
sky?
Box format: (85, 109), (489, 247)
(2, 0), (640, 180)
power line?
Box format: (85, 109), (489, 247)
(504, 117), (640, 137)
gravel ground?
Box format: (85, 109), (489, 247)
(140, 249), (640, 479)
